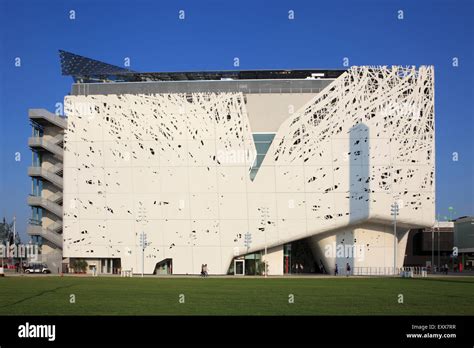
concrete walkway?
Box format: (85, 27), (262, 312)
(3, 271), (474, 279)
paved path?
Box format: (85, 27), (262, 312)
(3, 272), (474, 278)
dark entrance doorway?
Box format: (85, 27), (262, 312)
(154, 258), (172, 275)
(285, 238), (323, 274)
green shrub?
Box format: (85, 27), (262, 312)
(71, 259), (88, 273)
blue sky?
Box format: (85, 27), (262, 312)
(0, 0), (473, 241)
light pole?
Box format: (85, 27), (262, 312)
(137, 205), (148, 277)
(244, 232), (252, 254)
(244, 232), (252, 275)
(244, 232), (252, 253)
(139, 231), (148, 278)
(261, 207), (269, 278)
(442, 207), (455, 270)
(432, 215), (437, 273)
(264, 246), (267, 277)
(13, 215), (17, 268)
(391, 202), (399, 275)
(437, 219), (440, 271)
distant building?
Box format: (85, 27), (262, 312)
(403, 221), (454, 268)
(454, 216), (474, 271)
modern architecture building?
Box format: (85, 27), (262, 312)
(403, 221), (453, 269)
(33, 51), (436, 275)
(454, 216), (474, 271)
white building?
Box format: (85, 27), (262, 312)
(57, 52), (435, 275)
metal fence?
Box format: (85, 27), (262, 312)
(352, 266), (428, 277)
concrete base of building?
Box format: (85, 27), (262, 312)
(308, 222), (409, 276)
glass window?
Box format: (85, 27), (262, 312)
(250, 133), (276, 180)
(31, 178), (43, 196)
(32, 151), (42, 167)
(31, 207), (43, 223)
(32, 126), (44, 137)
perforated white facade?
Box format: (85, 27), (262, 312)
(63, 66), (435, 275)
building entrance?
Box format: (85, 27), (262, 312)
(234, 259), (245, 275)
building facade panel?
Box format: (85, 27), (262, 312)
(63, 66), (435, 275)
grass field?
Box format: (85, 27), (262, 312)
(0, 276), (473, 315)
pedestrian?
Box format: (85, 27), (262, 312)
(334, 264), (339, 276)
(204, 264), (208, 277)
(346, 263), (351, 277)
(200, 264), (205, 277)
(444, 263), (448, 275)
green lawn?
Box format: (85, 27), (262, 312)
(0, 276), (473, 315)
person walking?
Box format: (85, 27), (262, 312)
(334, 264), (339, 276)
(346, 263), (351, 277)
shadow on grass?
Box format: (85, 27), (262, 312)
(0, 284), (76, 308)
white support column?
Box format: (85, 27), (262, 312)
(262, 245), (284, 276)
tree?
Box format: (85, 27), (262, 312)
(0, 218), (14, 244)
(256, 259), (268, 276)
(71, 259), (88, 273)
(1, 217), (22, 267)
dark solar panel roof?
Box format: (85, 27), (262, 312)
(59, 50), (345, 83)
(59, 50), (134, 77)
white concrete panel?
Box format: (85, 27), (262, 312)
(217, 166), (247, 193)
(189, 166), (218, 193)
(248, 166), (276, 193)
(275, 165), (305, 193)
(219, 219), (248, 247)
(160, 167), (189, 193)
(75, 193), (106, 220)
(160, 193), (190, 220)
(276, 193), (307, 220)
(105, 193), (135, 220)
(190, 193), (219, 220)
(131, 141), (160, 167)
(218, 193), (248, 220)
(190, 219), (220, 247)
(262, 245), (284, 275)
(163, 219), (192, 248)
(132, 167), (161, 194)
(192, 247), (223, 274)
